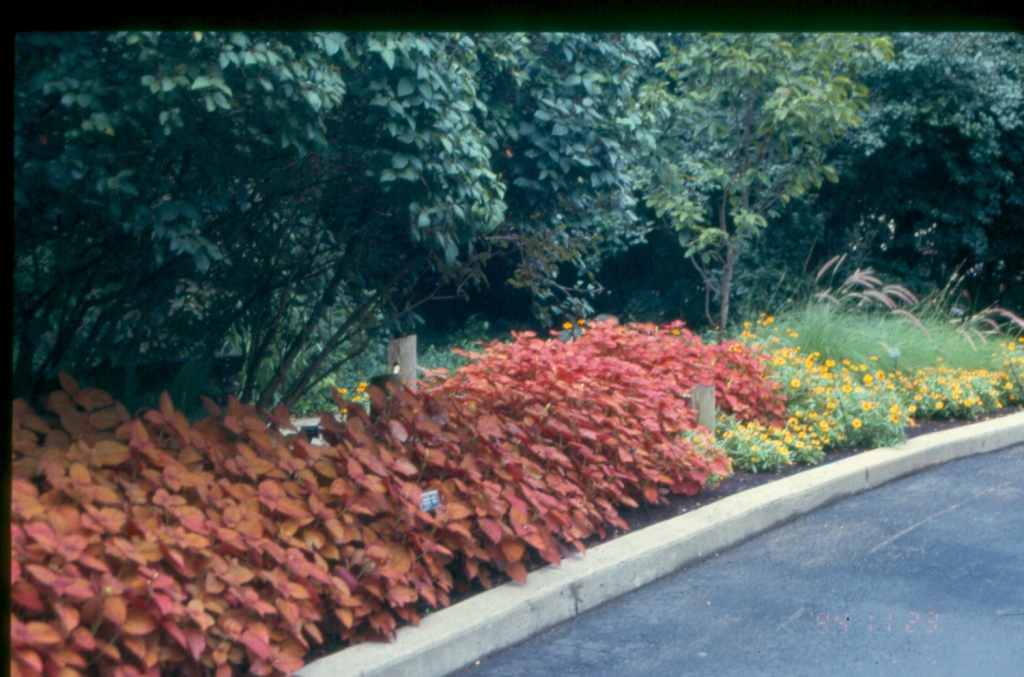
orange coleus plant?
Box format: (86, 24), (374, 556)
(419, 320), (785, 575)
(11, 321), (784, 676)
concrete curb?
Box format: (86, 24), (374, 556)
(298, 412), (1024, 677)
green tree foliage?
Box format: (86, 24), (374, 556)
(14, 31), (658, 410)
(477, 34), (659, 322)
(816, 33), (1024, 309)
(640, 33), (893, 339)
(15, 31), (350, 410)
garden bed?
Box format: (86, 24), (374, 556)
(394, 405), (1024, 626)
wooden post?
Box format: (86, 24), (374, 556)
(690, 384), (716, 438)
(387, 335), (418, 387)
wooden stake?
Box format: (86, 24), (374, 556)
(690, 384), (716, 438)
(387, 335), (418, 388)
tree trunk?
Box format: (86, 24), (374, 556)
(717, 242), (740, 344)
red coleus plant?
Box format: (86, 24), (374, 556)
(11, 321), (784, 676)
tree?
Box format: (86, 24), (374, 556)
(14, 31), (661, 411)
(640, 33), (893, 339)
(815, 33), (1024, 310)
(474, 33), (660, 323)
(15, 31), (351, 409)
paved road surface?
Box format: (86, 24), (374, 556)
(455, 445), (1024, 676)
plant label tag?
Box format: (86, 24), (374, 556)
(420, 490), (441, 512)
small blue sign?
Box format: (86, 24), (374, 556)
(420, 490), (441, 512)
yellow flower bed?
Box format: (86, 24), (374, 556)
(720, 316), (1023, 473)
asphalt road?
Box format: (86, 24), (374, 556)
(454, 444), (1024, 677)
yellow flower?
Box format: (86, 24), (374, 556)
(852, 418), (863, 429)
(861, 401), (873, 411)
(935, 401), (944, 410)
(563, 322), (573, 330)
(337, 387), (348, 394)
(864, 374), (874, 385)
(790, 379), (801, 388)
(672, 328), (681, 336)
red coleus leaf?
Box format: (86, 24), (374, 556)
(12, 618), (63, 647)
(22, 520), (60, 554)
(184, 627), (207, 662)
(508, 505), (535, 538)
(183, 599), (216, 632)
(349, 441), (389, 478)
(504, 560), (528, 584)
(275, 596), (302, 629)
(258, 567), (310, 600)
(96, 439), (132, 466)
(709, 455), (732, 476)
(257, 479), (285, 511)
(58, 371), (80, 396)
(151, 592), (181, 617)
(82, 504), (127, 534)
(334, 566), (359, 593)
(475, 414), (504, 439)
(283, 546), (331, 585)
(388, 419), (410, 443)
(240, 621), (272, 661)
(366, 542), (413, 580)
(161, 620), (188, 654)
(387, 584), (419, 607)
(53, 572), (96, 602)
(477, 517), (504, 545)
(671, 476), (703, 496)
(12, 478), (44, 521)
(103, 595), (128, 626)
(13, 648), (44, 675)
(500, 538), (526, 564)
(12, 581), (46, 613)
(123, 609), (158, 636)
(70, 626), (95, 652)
